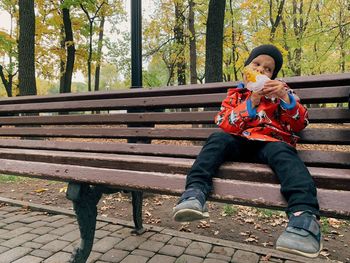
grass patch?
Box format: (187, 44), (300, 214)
(222, 204), (237, 216)
(320, 217), (330, 233)
(0, 174), (24, 183)
(256, 208), (283, 218)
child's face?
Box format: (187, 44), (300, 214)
(245, 54), (275, 80)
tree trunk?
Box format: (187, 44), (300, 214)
(174, 1), (186, 85)
(338, 5), (347, 73)
(229, 0), (239, 81)
(0, 65), (13, 97)
(188, 0), (197, 84)
(61, 7), (75, 93)
(269, 0), (285, 41)
(95, 16), (105, 91)
(87, 21), (93, 91)
(289, 0), (313, 76)
(205, 0), (226, 83)
(60, 25), (65, 93)
(18, 0), (37, 96)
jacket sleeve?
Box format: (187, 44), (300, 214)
(279, 90), (309, 132)
(215, 88), (255, 134)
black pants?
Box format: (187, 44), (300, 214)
(185, 131), (320, 217)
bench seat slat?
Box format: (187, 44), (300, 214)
(0, 127), (349, 145)
(0, 139), (348, 168)
(0, 158), (348, 219)
(0, 108), (348, 125)
(0, 148), (348, 190)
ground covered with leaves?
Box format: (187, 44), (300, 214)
(0, 176), (349, 262)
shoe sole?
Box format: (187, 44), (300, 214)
(173, 209), (209, 222)
(276, 242), (323, 258)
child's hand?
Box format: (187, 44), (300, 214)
(261, 80), (289, 102)
(250, 91), (263, 108)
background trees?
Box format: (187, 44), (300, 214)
(0, 0), (349, 97)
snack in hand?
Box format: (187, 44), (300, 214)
(243, 67), (270, 92)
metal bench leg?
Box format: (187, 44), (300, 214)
(66, 183), (102, 263)
(131, 190), (145, 235)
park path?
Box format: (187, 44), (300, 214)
(0, 198), (331, 263)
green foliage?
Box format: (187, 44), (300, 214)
(256, 208), (283, 218)
(143, 56), (169, 87)
(222, 204), (237, 216)
(320, 217), (330, 234)
(0, 174), (23, 183)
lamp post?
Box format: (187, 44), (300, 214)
(130, 0), (144, 235)
(131, 0), (142, 88)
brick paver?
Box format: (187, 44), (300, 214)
(148, 254), (176, 263)
(138, 240), (164, 252)
(99, 249), (129, 262)
(43, 251), (71, 263)
(231, 250), (260, 263)
(93, 236), (122, 253)
(30, 249), (54, 258)
(185, 241), (212, 257)
(0, 247), (32, 263)
(114, 236), (147, 251)
(131, 249), (155, 258)
(12, 255), (43, 263)
(159, 244), (185, 257)
(0, 203), (333, 263)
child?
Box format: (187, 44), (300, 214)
(173, 44), (322, 258)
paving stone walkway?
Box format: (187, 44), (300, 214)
(0, 199), (331, 263)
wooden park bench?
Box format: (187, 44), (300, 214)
(0, 73), (349, 262)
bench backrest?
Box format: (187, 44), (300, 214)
(0, 73), (349, 218)
(0, 73), (348, 166)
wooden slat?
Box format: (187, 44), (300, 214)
(0, 127), (348, 144)
(0, 112), (216, 125)
(0, 127), (216, 139)
(0, 82), (234, 105)
(0, 73), (348, 106)
(280, 73), (350, 88)
(0, 107), (348, 125)
(297, 150), (350, 168)
(0, 139), (348, 168)
(296, 86), (350, 103)
(0, 86), (348, 114)
(298, 128), (350, 144)
(0, 158), (348, 218)
(0, 94), (224, 113)
(307, 108), (350, 123)
(0, 148), (348, 190)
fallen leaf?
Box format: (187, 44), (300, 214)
(197, 220), (211, 229)
(244, 237), (258, 243)
(328, 218), (342, 229)
(244, 218), (254, 224)
(59, 186), (67, 193)
(179, 223), (191, 232)
(320, 251), (330, 257)
(261, 254), (272, 261)
(100, 206), (109, 211)
(34, 188), (49, 193)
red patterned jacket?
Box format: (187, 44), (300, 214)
(214, 83), (309, 147)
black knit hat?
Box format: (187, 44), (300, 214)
(244, 44), (283, 79)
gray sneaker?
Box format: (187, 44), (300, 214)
(173, 188), (209, 222)
(276, 211), (322, 258)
